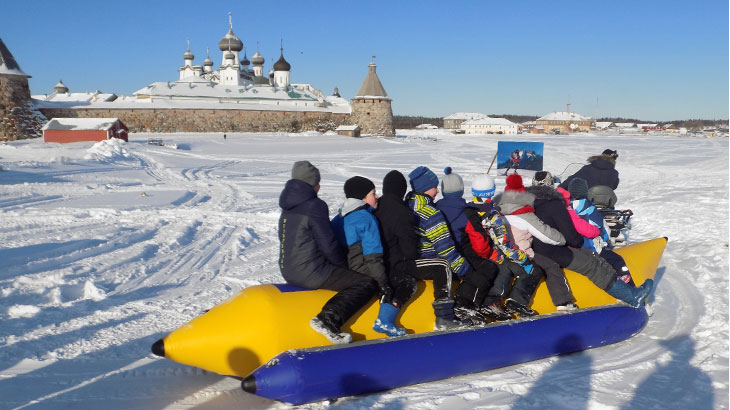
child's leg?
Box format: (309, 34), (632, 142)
(484, 262), (514, 304)
(507, 262), (544, 306)
(600, 249), (634, 286)
(533, 253), (575, 306)
(411, 258), (453, 300)
(388, 264), (418, 307)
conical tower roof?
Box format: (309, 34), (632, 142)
(0, 37), (29, 77)
(354, 61), (388, 98)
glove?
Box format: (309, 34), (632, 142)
(521, 263), (534, 275)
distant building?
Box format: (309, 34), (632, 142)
(462, 117), (518, 134)
(0, 37), (46, 141)
(443, 112), (488, 129)
(32, 80), (117, 103)
(536, 111), (592, 133)
(43, 118), (128, 143)
(350, 61), (394, 136)
(595, 121), (614, 130)
(615, 123), (635, 129)
(335, 124), (361, 138)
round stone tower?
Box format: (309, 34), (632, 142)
(350, 61), (394, 136)
(0, 38), (45, 141)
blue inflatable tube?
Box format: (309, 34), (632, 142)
(242, 304), (648, 404)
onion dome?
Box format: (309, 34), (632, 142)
(218, 14), (243, 52)
(183, 50), (194, 60)
(251, 50), (264, 65)
(53, 79), (68, 93)
(224, 50), (235, 61)
(273, 49), (290, 71)
(203, 48), (213, 66)
(240, 50), (250, 66)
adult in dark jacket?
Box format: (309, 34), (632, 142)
(558, 149), (620, 191)
(373, 170), (464, 330)
(278, 161), (377, 344)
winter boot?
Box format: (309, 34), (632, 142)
(373, 302), (407, 337)
(504, 298), (538, 317)
(479, 302), (513, 321)
(453, 299), (489, 326)
(606, 278), (654, 308)
(432, 299), (470, 330)
(310, 310), (352, 344)
(556, 303), (579, 312)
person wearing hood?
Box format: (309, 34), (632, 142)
(278, 161), (377, 344)
(374, 170), (465, 331)
(330, 175), (406, 337)
(558, 149), (620, 191)
(499, 174), (576, 311)
(528, 171), (653, 309)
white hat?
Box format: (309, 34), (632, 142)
(471, 174), (496, 198)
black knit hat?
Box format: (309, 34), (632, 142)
(382, 170), (407, 198)
(568, 177), (589, 199)
(344, 176), (375, 199)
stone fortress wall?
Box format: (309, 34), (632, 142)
(0, 74), (45, 141)
(38, 107), (350, 134)
(350, 98), (395, 137)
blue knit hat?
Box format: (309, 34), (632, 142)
(440, 167), (464, 198)
(408, 166), (439, 193)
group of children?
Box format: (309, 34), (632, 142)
(277, 150), (653, 344)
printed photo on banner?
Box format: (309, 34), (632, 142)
(496, 141), (544, 174)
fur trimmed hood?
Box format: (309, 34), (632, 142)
(526, 185), (564, 201)
(587, 154), (616, 166)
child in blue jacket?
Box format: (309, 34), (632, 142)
(331, 176), (406, 337)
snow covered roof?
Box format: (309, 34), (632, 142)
(638, 123), (659, 128)
(615, 123), (635, 128)
(537, 111), (591, 121)
(354, 62), (389, 98)
(595, 121), (614, 128)
(336, 125), (360, 131)
(32, 91), (117, 103)
(0, 37), (29, 77)
(444, 112), (488, 120)
(462, 117), (516, 126)
(42, 117), (123, 131)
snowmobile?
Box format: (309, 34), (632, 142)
(588, 185), (633, 247)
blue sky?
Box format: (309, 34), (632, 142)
(2, 0), (727, 120)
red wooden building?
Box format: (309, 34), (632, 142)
(42, 118), (128, 143)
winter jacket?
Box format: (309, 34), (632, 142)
(556, 187), (600, 239)
(525, 185), (584, 267)
(435, 196), (469, 244)
(331, 198), (388, 287)
(572, 198), (611, 253)
(498, 190), (566, 258)
(406, 191), (471, 278)
(462, 201), (530, 266)
(462, 202), (500, 263)
(559, 155), (619, 191)
(373, 193), (420, 274)
(278, 179), (346, 288)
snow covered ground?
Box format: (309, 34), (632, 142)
(0, 130), (727, 410)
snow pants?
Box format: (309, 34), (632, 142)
(454, 258), (500, 307)
(566, 247), (618, 291)
(388, 258), (454, 307)
(319, 266), (378, 328)
(532, 253), (576, 306)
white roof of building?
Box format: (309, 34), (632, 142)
(444, 112), (488, 120)
(595, 121), (614, 128)
(336, 125), (360, 131)
(42, 117), (122, 131)
(615, 122), (635, 128)
(537, 111), (591, 121)
(32, 91), (117, 103)
(462, 117), (516, 126)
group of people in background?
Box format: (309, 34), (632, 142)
(277, 149), (653, 344)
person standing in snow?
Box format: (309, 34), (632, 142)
(374, 170), (465, 331)
(330, 176), (405, 337)
(434, 168), (510, 322)
(405, 166), (487, 326)
(278, 161), (377, 344)
(504, 149), (522, 175)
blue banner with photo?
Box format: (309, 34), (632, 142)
(497, 141), (544, 173)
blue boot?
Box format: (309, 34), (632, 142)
(607, 278), (653, 308)
(373, 302), (407, 337)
